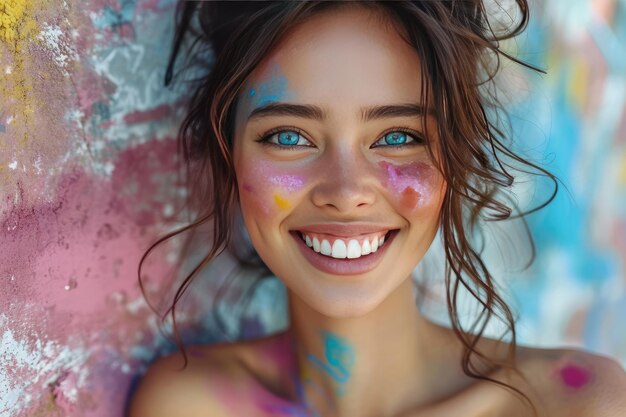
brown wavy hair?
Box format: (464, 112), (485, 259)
(139, 1), (558, 414)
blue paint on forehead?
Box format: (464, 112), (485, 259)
(0, 124), (5, 133)
(251, 71), (290, 107)
(242, 64), (294, 118)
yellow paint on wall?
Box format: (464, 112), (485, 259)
(1, 0), (39, 147)
(0, 0), (38, 45)
(274, 193), (291, 210)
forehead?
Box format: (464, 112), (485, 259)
(239, 6), (425, 115)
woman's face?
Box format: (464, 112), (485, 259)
(233, 6), (446, 317)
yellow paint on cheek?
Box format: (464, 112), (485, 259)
(274, 193), (291, 209)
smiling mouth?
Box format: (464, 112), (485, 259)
(292, 229), (399, 260)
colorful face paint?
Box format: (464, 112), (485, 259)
(305, 330), (355, 397)
(269, 174), (305, 210)
(240, 63), (294, 119)
(240, 160), (305, 213)
(379, 161), (437, 210)
(274, 193), (291, 210)
(269, 174), (305, 193)
(558, 363), (591, 389)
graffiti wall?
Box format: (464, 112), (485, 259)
(0, 0), (624, 416)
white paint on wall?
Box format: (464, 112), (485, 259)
(0, 317), (91, 417)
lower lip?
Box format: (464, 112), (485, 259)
(290, 230), (399, 276)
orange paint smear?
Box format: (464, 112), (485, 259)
(401, 187), (420, 208)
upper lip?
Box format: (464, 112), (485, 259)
(292, 223), (398, 237)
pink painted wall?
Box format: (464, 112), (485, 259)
(1, 1), (625, 416)
(0, 1), (241, 416)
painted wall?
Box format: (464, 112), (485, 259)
(504, 0), (626, 359)
(0, 1), (624, 416)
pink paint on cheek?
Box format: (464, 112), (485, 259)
(379, 161), (436, 209)
(559, 364), (591, 389)
(243, 183), (255, 192)
(248, 162), (306, 212)
(269, 174), (305, 193)
(255, 161), (305, 193)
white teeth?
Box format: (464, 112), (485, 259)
(371, 236), (379, 252)
(320, 239), (332, 256)
(300, 231), (393, 259)
(313, 237), (321, 252)
(331, 239), (347, 258)
(361, 239), (371, 255)
(347, 239), (361, 259)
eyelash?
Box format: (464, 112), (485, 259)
(254, 126), (425, 150)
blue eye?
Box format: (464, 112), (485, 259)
(257, 128), (313, 149)
(277, 131), (300, 145)
(385, 132), (408, 145)
(372, 130), (422, 148)
(256, 127), (424, 150)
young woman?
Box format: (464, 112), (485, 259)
(129, 1), (626, 416)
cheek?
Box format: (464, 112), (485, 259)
(239, 161), (306, 215)
(378, 161), (441, 213)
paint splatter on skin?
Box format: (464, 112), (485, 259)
(274, 193), (291, 210)
(559, 363), (591, 389)
(249, 65), (291, 109)
(401, 187), (420, 208)
(292, 355), (329, 417)
(306, 331), (355, 397)
(238, 63), (294, 121)
(252, 336), (325, 417)
(379, 161), (436, 210)
(242, 163), (305, 212)
(269, 174), (305, 193)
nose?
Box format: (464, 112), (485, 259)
(310, 145), (377, 213)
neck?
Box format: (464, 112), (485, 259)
(284, 277), (450, 417)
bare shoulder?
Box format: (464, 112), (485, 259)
(127, 343), (249, 417)
(516, 346), (626, 417)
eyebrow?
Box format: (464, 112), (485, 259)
(247, 102), (433, 122)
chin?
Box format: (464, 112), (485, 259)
(302, 285), (391, 319)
